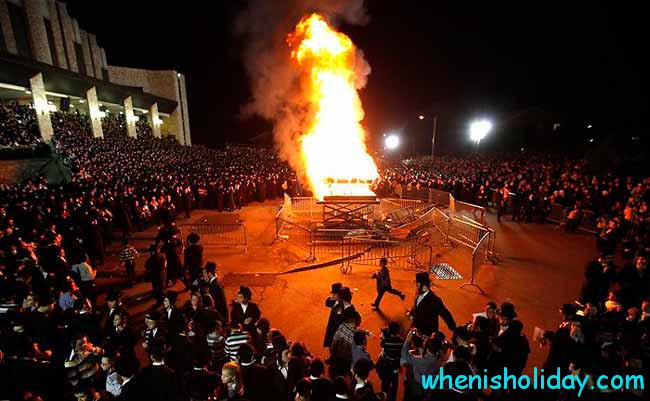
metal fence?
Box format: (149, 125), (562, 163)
(179, 223), (248, 253)
(402, 187), (451, 208)
(341, 237), (432, 273)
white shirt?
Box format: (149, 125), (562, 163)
(416, 290), (430, 306)
(241, 303), (248, 314)
(355, 381), (367, 390)
(106, 371), (122, 396)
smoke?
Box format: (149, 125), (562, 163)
(235, 0), (371, 175)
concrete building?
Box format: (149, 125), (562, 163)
(0, 0), (190, 144)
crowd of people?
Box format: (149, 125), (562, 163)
(1, 107), (649, 400)
(378, 155), (649, 253)
(0, 102), (42, 148)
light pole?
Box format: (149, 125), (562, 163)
(419, 114), (438, 158)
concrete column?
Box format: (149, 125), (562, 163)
(29, 73), (54, 142)
(24, 0), (53, 65)
(177, 73), (191, 145)
(56, 2), (78, 72)
(0, 0), (18, 55)
(86, 87), (103, 138)
(124, 97), (136, 138)
(149, 103), (161, 138)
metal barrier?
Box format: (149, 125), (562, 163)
(179, 223), (248, 253)
(547, 203), (567, 224)
(341, 237), (432, 273)
(453, 200), (487, 225)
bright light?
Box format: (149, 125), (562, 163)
(385, 134), (400, 150)
(587, 124), (592, 129)
(588, 138), (594, 143)
(419, 115), (424, 120)
(469, 119), (493, 143)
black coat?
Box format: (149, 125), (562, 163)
(230, 302), (261, 327)
(323, 298), (341, 347)
(161, 307), (185, 337)
(208, 278), (229, 322)
(240, 363), (276, 401)
(310, 377), (335, 401)
(136, 364), (178, 401)
(183, 368), (219, 400)
(411, 291), (456, 336)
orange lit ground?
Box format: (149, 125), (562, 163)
(97, 200), (595, 397)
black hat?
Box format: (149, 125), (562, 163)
(415, 272), (431, 286)
(164, 290), (178, 304)
(187, 232), (200, 244)
(561, 303), (577, 316)
(238, 286), (252, 300)
(106, 291), (121, 302)
(205, 262), (217, 275)
(499, 302), (517, 320)
(145, 311), (161, 321)
(338, 287), (352, 303)
(330, 282), (343, 294)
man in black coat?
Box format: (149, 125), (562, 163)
(184, 233), (203, 288)
(145, 245), (167, 307)
(204, 261), (228, 322)
(115, 356), (140, 401)
(308, 358), (334, 401)
(136, 343), (178, 401)
(231, 286), (261, 327)
(409, 272), (456, 336)
(237, 343), (277, 401)
(323, 282), (343, 347)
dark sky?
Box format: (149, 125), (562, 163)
(63, 0), (648, 151)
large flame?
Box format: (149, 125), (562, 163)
(287, 14), (378, 200)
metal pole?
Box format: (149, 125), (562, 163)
(431, 115), (437, 158)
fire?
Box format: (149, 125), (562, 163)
(287, 14), (378, 199)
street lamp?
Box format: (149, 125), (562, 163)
(419, 114), (438, 157)
(469, 119), (492, 149)
(384, 133), (400, 150)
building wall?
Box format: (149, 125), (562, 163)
(0, 0), (18, 54)
(88, 33), (102, 78)
(56, 2), (78, 72)
(79, 29), (94, 77)
(46, 0), (66, 68)
(23, 0), (52, 65)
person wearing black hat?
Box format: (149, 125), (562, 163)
(145, 244), (167, 307)
(370, 257), (405, 310)
(134, 341), (178, 401)
(230, 286), (261, 327)
(494, 319), (530, 376)
(161, 291), (184, 337)
(323, 282), (343, 348)
(409, 272), (456, 336)
(102, 291), (128, 338)
(184, 232), (204, 290)
(141, 311), (165, 351)
(203, 261), (228, 322)
(237, 343), (277, 401)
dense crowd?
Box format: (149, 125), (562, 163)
(0, 109), (649, 401)
(0, 102), (42, 148)
(378, 155), (650, 254)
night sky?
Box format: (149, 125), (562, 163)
(63, 0), (648, 153)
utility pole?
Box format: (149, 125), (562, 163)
(431, 115), (437, 158)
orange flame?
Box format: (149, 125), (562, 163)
(287, 14), (378, 199)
